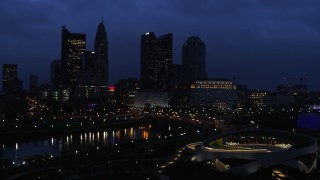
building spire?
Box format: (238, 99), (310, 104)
(101, 16), (104, 23)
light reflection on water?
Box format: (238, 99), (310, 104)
(1, 125), (156, 165)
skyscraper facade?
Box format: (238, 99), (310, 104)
(94, 21), (108, 97)
(50, 60), (61, 90)
(77, 51), (96, 98)
(29, 74), (38, 97)
(182, 36), (206, 82)
(60, 26), (86, 87)
(82, 51), (95, 71)
(2, 64), (22, 93)
(29, 74), (38, 90)
(2, 64), (18, 92)
(140, 32), (172, 90)
(2, 64), (17, 82)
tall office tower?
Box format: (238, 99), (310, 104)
(170, 64), (183, 87)
(94, 21), (108, 97)
(140, 32), (172, 90)
(60, 26), (86, 88)
(182, 36), (206, 82)
(29, 74), (38, 97)
(29, 74), (38, 91)
(50, 60), (61, 90)
(77, 51), (96, 98)
(82, 51), (95, 71)
(2, 64), (18, 92)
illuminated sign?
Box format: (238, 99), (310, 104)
(109, 86), (115, 92)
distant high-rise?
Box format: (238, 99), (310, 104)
(29, 74), (38, 91)
(94, 21), (108, 97)
(182, 36), (206, 82)
(50, 60), (61, 90)
(2, 64), (17, 92)
(2, 64), (22, 93)
(140, 32), (172, 90)
(60, 26), (86, 87)
(2, 64), (17, 81)
(29, 74), (38, 97)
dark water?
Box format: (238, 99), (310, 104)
(0, 125), (160, 165)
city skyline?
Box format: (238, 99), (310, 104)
(1, 0), (320, 90)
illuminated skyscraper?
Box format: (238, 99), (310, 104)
(60, 26), (86, 88)
(182, 36), (206, 82)
(140, 32), (172, 90)
(94, 21), (108, 97)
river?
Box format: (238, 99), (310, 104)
(0, 124), (162, 165)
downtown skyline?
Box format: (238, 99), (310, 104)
(1, 0), (320, 90)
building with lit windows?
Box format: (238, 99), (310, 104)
(2, 64), (23, 94)
(77, 51), (97, 98)
(191, 79), (237, 108)
(247, 90), (269, 106)
(277, 84), (307, 95)
(2, 64), (17, 91)
(182, 36), (206, 82)
(115, 78), (140, 106)
(277, 84), (307, 105)
(140, 32), (172, 90)
(41, 89), (69, 102)
(60, 26), (86, 89)
(134, 91), (168, 108)
(2, 64), (17, 82)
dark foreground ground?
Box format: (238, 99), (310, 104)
(1, 118), (319, 180)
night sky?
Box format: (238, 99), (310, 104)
(1, 0), (319, 91)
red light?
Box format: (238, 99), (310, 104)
(109, 86), (115, 92)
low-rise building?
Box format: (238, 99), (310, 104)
(247, 90), (269, 106)
(134, 91), (168, 108)
(263, 94), (294, 106)
(190, 79), (237, 108)
(115, 78), (140, 106)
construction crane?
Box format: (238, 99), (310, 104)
(283, 76), (308, 85)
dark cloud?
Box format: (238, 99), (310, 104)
(0, 0), (319, 90)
